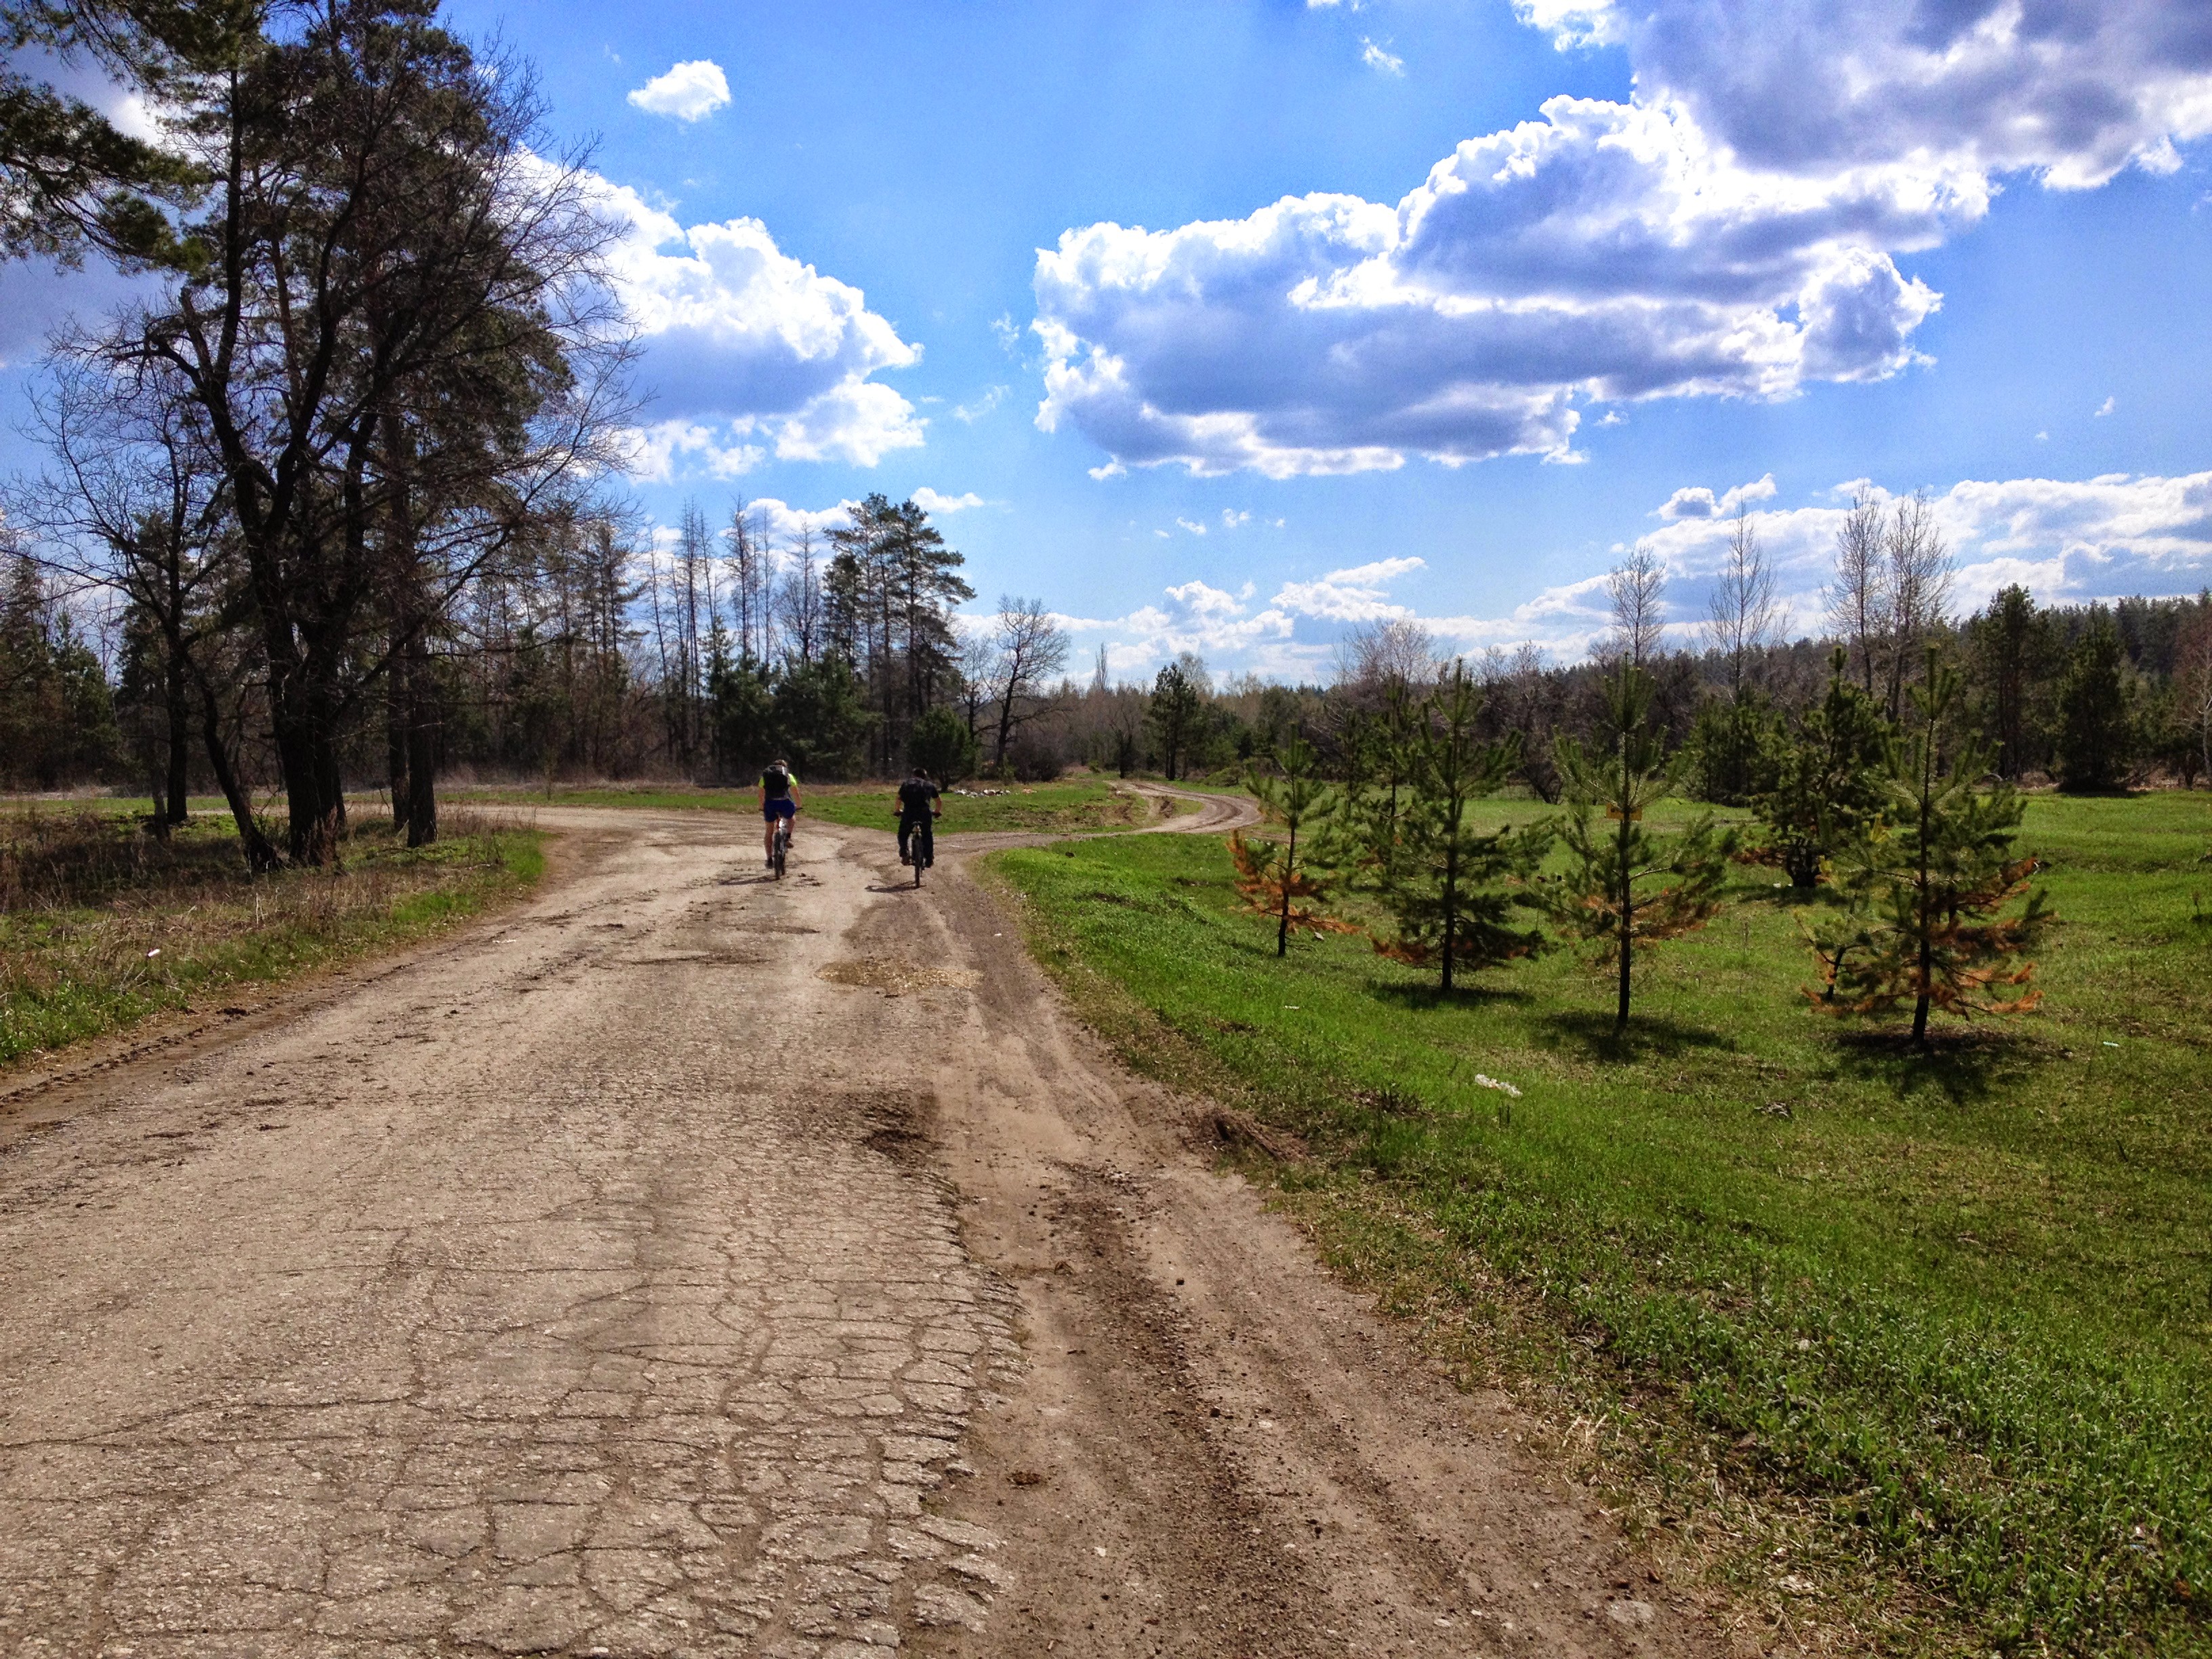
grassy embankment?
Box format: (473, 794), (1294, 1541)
(447, 775), (1174, 835)
(989, 792), (2212, 1657)
(0, 806), (542, 1069)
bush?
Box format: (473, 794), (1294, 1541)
(1005, 726), (1067, 781)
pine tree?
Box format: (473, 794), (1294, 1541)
(1146, 662), (1204, 780)
(1755, 649), (1893, 888)
(1233, 734), (1349, 957)
(1332, 685), (1420, 892)
(1536, 664), (1735, 1034)
(1810, 654), (2049, 1046)
(1370, 664), (1548, 991)
(2055, 617), (2133, 793)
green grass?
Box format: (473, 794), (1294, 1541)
(1, 806), (542, 1068)
(446, 776), (1165, 835)
(988, 790), (2212, 1656)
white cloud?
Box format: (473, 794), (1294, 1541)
(1056, 470), (2212, 680)
(1515, 0), (1625, 49)
(1033, 1), (2211, 480)
(587, 176), (924, 475)
(1175, 516), (1209, 536)
(1272, 556), (1427, 621)
(912, 487), (987, 514)
(2095, 395), (2117, 417)
(626, 60), (731, 123)
(1360, 38), (1405, 75)
(1656, 472), (1777, 521)
(1221, 509), (1252, 529)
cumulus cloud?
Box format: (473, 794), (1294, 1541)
(1033, 1), (2210, 479)
(588, 176), (924, 474)
(2095, 395), (2117, 417)
(1057, 470), (2212, 679)
(1656, 472), (1777, 521)
(912, 487), (986, 514)
(627, 60), (731, 123)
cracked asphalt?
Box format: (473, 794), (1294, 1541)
(0, 814), (1023, 1658)
(0, 801), (1729, 1659)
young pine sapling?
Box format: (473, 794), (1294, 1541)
(1232, 733), (1351, 956)
(1370, 664), (1549, 992)
(1536, 664), (1736, 1034)
(1807, 653), (2049, 1046)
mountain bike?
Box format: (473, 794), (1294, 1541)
(899, 815), (933, 888)
(771, 813), (790, 880)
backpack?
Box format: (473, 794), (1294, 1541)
(762, 765), (791, 797)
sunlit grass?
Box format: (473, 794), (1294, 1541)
(990, 790), (2212, 1655)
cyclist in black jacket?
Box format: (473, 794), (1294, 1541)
(895, 766), (941, 869)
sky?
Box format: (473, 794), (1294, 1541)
(6, 0), (2212, 682)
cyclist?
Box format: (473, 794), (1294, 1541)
(895, 764), (941, 869)
(760, 757), (800, 868)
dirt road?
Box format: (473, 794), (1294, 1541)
(0, 809), (1727, 1658)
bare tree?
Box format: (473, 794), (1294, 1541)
(1704, 507), (1780, 693)
(957, 629), (997, 743)
(775, 525), (823, 665)
(1334, 617), (1437, 693)
(1605, 546), (1666, 668)
(1826, 488), (1889, 697)
(1880, 489), (1953, 720)
(988, 595), (1070, 765)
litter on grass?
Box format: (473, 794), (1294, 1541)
(1472, 1073), (1522, 1099)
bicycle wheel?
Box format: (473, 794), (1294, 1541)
(773, 823), (787, 878)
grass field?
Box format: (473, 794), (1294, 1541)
(0, 806), (542, 1069)
(989, 791), (2212, 1656)
(445, 776), (1168, 835)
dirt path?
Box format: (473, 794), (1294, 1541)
(0, 810), (1727, 1658)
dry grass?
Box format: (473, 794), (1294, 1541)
(0, 804), (541, 1067)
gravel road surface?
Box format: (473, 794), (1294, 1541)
(0, 805), (1727, 1658)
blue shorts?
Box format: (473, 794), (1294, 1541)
(762, 798), (796, 821)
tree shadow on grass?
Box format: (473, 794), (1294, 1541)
(1366, 979), (1534, 1012)
(1534, 1009), (1738, 1063)
(1824, 1023), (2053, 1104)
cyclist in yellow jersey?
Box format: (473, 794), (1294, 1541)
(759, 758), (800, 867)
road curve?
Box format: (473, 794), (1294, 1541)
(0, 809), (1722, 1658)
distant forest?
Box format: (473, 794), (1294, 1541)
(5, 489), (2210, 823)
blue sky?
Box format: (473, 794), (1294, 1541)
(9, 0), (2212, 680)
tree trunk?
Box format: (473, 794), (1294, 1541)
(194, 668), (281, 873)
(387, 646), (411, 832)
(405, 634), (437, 848)
(1277, 822), (1293, 958)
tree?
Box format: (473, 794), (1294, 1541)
(1810, 655), (2047, 1046)
(1536, 664), (1736, 1035)
(1233, 733), (1348, 958)
(2176, 600), (2212, 787)
(1827, 489), (1887, 697)
(769, 653), (872, 780)
(987, 594), (1068, 766)
(1146, 660), (1203, 781)
(1688, 694), (1779, 807)
(116, 0), (626, 861)
(908, 704), (977, 785)
(1370, 663), (1548, 991)
(2055, 617), (2133, 793)
(1755, 650), (1893, 888)
(1878, 490), (1952, 720)
(1605, 546), (1666, 668)
(1704, 506), (1779, 694)
(1968, 583), (2055, 781)
(0, 0), (232, 266)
